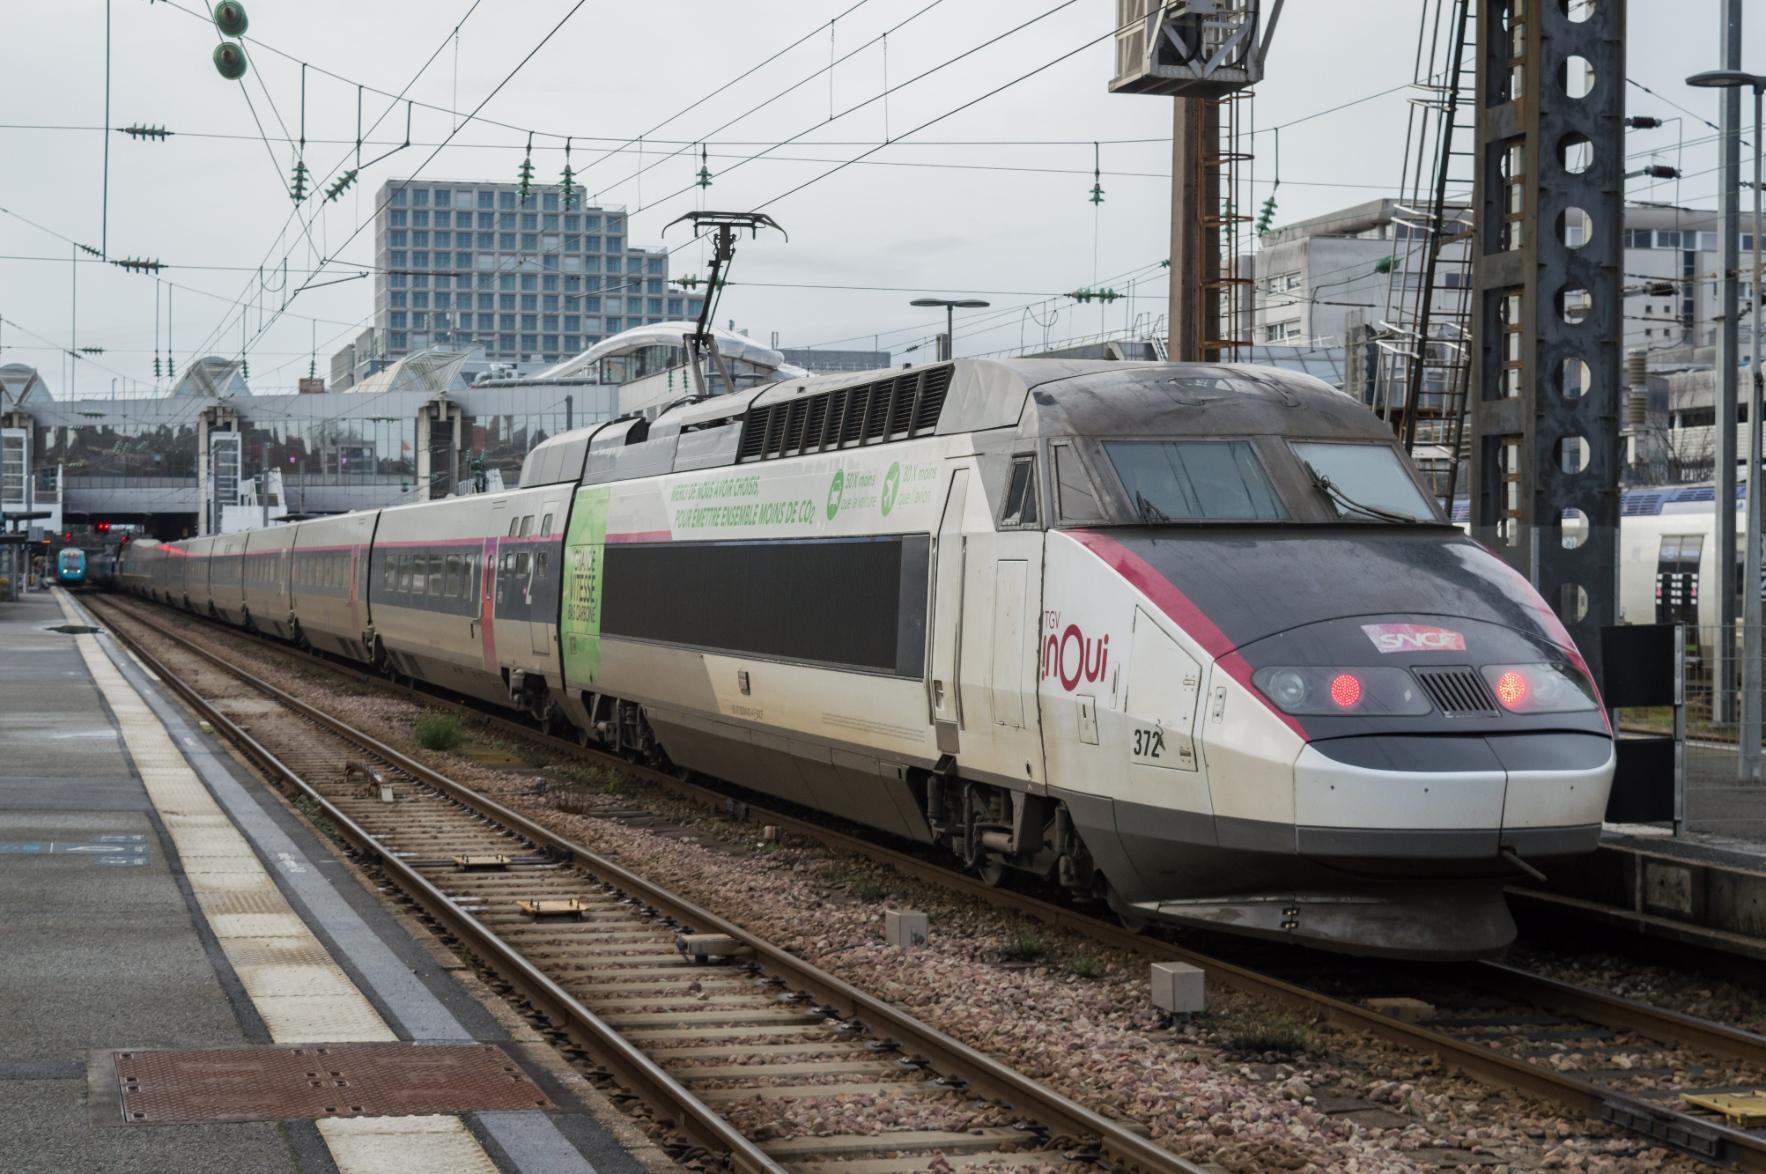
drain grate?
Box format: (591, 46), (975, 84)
(114, 1044), (554, 1123)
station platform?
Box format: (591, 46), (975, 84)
(0, 589), (661, 1174)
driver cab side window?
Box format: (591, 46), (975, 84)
(1001, 454), (1040, 528)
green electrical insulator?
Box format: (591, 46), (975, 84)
(1256, 193), (1278, 236)
(696, 143), (713, 189)
(214, 1), (248, 37)
(153, 355), (162, 378)
(560, 137), (579, 208)
(1089, 141), (1105, 205)
(517, 132), (535, 202)
(325, 169), (358, 203)
(213, 41), (248, 81)
(241, 358), (250, 378)
(290, 159), (310, 203)
(1374, 254), (1395, 274)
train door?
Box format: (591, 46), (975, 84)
(531, 501), (562, 656)
(961, 453), (1047, 789)
(1125, 608), (1202, 774)
(928, 468), (969, 753)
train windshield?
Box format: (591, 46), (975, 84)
(1293, 441), (1437, 523)
(1103, 440), (1285, 522)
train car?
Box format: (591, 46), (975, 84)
(240, 524), (297, 639)
(180, 536), (218, 613)
(55, 547), (87, 586)
(368, 480), (571, 714)
(288, 510), (379, 662)
(139, 359), (1615, 958)
(208, 530), (249, 625)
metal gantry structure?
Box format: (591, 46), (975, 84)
(1373, 0), (1477, 489)
(1466, 0), (1626, 674)
(1109, 0), (1282, 363)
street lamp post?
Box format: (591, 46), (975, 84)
(1690, 69), (1766, 779)
(909, 297), (991, 362)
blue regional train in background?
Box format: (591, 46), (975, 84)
(114, 358), (1615, 959)
(55, 546), (87, 586)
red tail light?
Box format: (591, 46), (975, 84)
(1493, 669), (1529, 709)
(1328, 672), (1363, 708)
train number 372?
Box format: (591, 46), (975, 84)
(1132, 727), (1165, 759)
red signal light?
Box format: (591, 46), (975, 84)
(1328, 672), (1363, 709)
(1494, 669), (1529, 709)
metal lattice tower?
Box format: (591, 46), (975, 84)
(1467, 0), (1625, 670)
(1372, 0), (1477, 493)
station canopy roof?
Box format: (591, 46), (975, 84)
(170, 356), (251, 398)
(0, 363), (53, 406)
(347, 349), (471, 397)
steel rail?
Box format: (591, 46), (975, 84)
(92, 593), (1766, 1167)
(85, 593), (1204, 1174)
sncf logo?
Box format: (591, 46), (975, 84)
(1361, 623), (1467, 654)
(1041, 621), (1110, 692)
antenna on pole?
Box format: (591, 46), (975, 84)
(662, 211), (786, 397)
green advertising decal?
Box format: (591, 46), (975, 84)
(561, 485), (609, 685)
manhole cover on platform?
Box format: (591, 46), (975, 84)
(113, 1043), (554, 1123)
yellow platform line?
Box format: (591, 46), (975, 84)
(59, 592), (496, 1172)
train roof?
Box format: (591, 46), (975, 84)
(521, 358), (1378, 488)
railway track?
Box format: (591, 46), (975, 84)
(82, 592), (1199, 1174)
(89, 591), (1766, 1168)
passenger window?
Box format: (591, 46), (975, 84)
(445, 554), (461, 596)
(514, 551), (531, 576)
(520, 514), (534, 537)
(508, 517), (520, 537)
(383, 556), (394, 590)
(397, 554), (411, 592)
(540, 512), (553, 536)
(1001, 455), (1039, 527)
(1053, 444), (1104, 522)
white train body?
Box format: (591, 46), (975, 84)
(120, 359), (1614, 957)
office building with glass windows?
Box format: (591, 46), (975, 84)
(366, 178), (704, 370)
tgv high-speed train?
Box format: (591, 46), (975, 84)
(119, 359), (1614, 957)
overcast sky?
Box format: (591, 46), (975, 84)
(2, 0), (1763, 397)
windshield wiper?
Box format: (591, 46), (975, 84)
(1134, 490), (1173, 524)
(1304, 462), (1423, 524)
